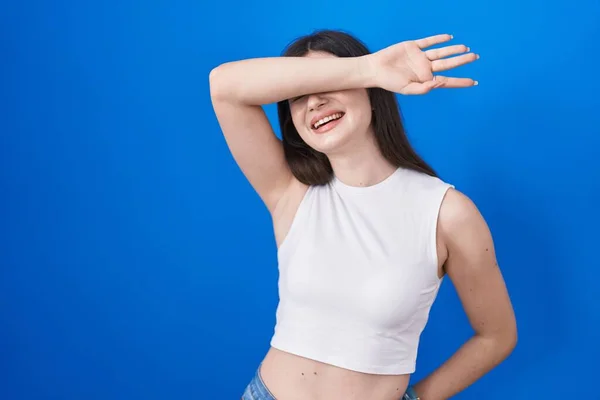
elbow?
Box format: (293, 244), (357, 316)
(478, 322), (517, 361)
(498, 322), (518, 359)
(508, 324), (518, 353)
(208, 64), (229, 101)
(503, 329), (518, 358)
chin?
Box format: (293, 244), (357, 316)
(310, 129), (373, 158)
(304, 129), (352, 155)
(315, 138), (353, 156)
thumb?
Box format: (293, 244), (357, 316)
(402, 79), (438, 95)
(432, 75), (447, 88)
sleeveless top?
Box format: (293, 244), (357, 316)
(269, 166), (454, 375)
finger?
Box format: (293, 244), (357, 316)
(431, 52), (479, 72)
(432, 75), (479, 88)
(414, 34), (453, 49)
(401, 80), (438, 95)
(425, 44), (470, 61)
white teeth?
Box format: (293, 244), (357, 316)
(313, 113), (343, 129)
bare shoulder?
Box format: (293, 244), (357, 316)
(437, 187), (498, 273)
(438, 187), (488, 238)
(436, 186), (497, 271)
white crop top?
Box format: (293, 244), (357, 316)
(269, 166), (454, 375)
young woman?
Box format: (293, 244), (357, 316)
(209, 30), (517, 400)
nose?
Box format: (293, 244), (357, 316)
(307, 93), (328, 112)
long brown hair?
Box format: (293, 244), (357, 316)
(277, 29), (438, 185)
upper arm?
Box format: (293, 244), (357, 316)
(209, 67), (294, 213)
(439, 188), (517, 346)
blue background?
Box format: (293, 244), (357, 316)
(1, 0), (598, 398)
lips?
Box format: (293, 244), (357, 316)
(309, 111), (345, 132)
(311, 113), (345, 134)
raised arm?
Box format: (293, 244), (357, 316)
(208, 56), (375, 212)
(208, 34), (478, 211)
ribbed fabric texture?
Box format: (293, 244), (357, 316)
(270, 167), (454, 375)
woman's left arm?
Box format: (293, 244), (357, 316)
(412, 188), (518, 400)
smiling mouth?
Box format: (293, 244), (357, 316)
(311, 112), (345, 130)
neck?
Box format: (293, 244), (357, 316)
(327, 131), (397, 188)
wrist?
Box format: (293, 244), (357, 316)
(357, 54), (378, 88)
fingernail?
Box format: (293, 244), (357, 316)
(474, 81), (479, 86)
(476, 54), (480, 59)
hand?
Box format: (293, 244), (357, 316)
(366, 34), (479, 95)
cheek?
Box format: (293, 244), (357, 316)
(338, 93), (372, 128)
(345, 106), (372, 132)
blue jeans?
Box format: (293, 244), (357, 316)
(241, 366), (276, 400)
(241, 366), (408, 400)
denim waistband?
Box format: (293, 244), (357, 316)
(241, 365), (408, 399)
(241, 365), (276, 400)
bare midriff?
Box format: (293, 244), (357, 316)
(259, 347), (410, 400)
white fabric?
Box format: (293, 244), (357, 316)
(270, 167), (454, 375)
